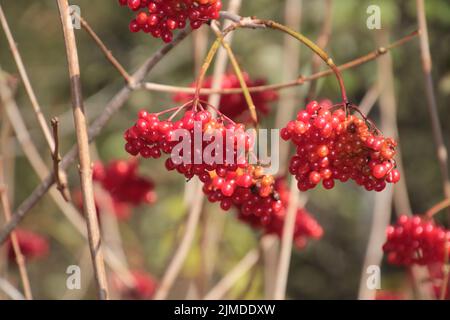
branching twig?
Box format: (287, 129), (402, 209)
(77, 14), (134, 86)
(0, 28), (191, 245)
(50, 117), (70, 202)
(57, 0), (108, 300)
(140, 31), (418, 95)
(0, 5), (55, 151)
(416, 0), (450, 220)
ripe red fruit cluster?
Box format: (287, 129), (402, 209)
(202, 165), (282, 219)
(383, 215), (450, 266)
(113, 270), (157, 300)
(118, 0), (222, 42)
(74, 159), (156, 220)
(7, 229), (49, 261)
(281, 100), (400, 192)
(235, 177), (323, 248)
(174, 73), (278, 123)
(124, 108), (251, 183)
(93, 159), (157, 206)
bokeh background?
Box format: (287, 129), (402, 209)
(0, 0), (449, 299)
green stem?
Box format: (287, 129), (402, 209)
(193, 38), (222, 109)
(211, 26), (258, 125)
(223, 19), (348, 105)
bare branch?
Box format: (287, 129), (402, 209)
(77, 14), (134, 86)
(0, 5), (55, 152)
(140, 30), (419, 95)
(154, 180), (204, 300)
(50, 117), (70, 202)
(416, 0), (450, 219)
(0, 158), (32, 300)
(204, 249), (260, 300)
(56, 0), (108, 299)
(0, 28), (191, 245)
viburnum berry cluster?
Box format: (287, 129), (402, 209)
(174, 73), (279, 123)
(382, 215), (450, 266)
(93, 159), (157, 206)
(113, 270), (157, 300)
(124, 107), (252, 183)
(75, 159), (156, 220)
(118, 0), (222, 42)
(7, 229), (49, 262)
(124, 102), (322, 248)
(281, 100), (400, 192)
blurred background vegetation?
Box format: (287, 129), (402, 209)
(0, 0), (449, 299)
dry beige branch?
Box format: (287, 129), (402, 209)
(0, 158), (32, 300)
(57, 0), (108, 299)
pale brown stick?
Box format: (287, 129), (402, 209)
(273, 179), (302, 300)
(0, 158), (32, 300)
(203, 249), (260, 300)
(0, 277), (25, 300)
(416, 0), (450, 219)
(50, 118), (70, 202)
(57, 0), (108, 299)
(268, 0), (303, 300)
(0, 5), (55, 151)
(154, 180), (204, 300)
(0, 5), (70, 201)
(141, 30), (418, 95)
(0, 70), (133, 286)
(0, 27), (191, 245)
(199, 0), (242, 294)
(77, 14), (133, 86)
(358, 34), (395, 300)
(306, 0), (333, 100)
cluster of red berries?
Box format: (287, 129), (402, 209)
(118, 0), (222, 42)
(75, 159), (156, 220)
(7, 229), (49, 262)
(125, 105), (322, 248)
(281, 100), (400, 192)
(113, 270), (157, 300)
(174, 73), (278, 123)
(93, 159), (157, 206)
(235, 177), (323, 248)
(383, 215), (450, 266)
(202, 165), (282, 218)
(124, 108), (252, 183)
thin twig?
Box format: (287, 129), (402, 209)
(0, 158), (32, 300)
(0, 5), (55, 151)
(0, 28), (191, 245)
(57, 0), (108, 300)
(273, 179), (299, 300)
(306, 0), (334, 101)
(199, 0), (242, 294)
(140, 30), (419, 95)
(269, 0), (303, 299)
(0, 278), (25, 300)
(77, 14), (134, 86)
(204, 249), (260, 300)
(154, 180), (204, 300)
(416, 0), (450, 220)
(0, 69), (134, 287)
(50, 117), (70, 202)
